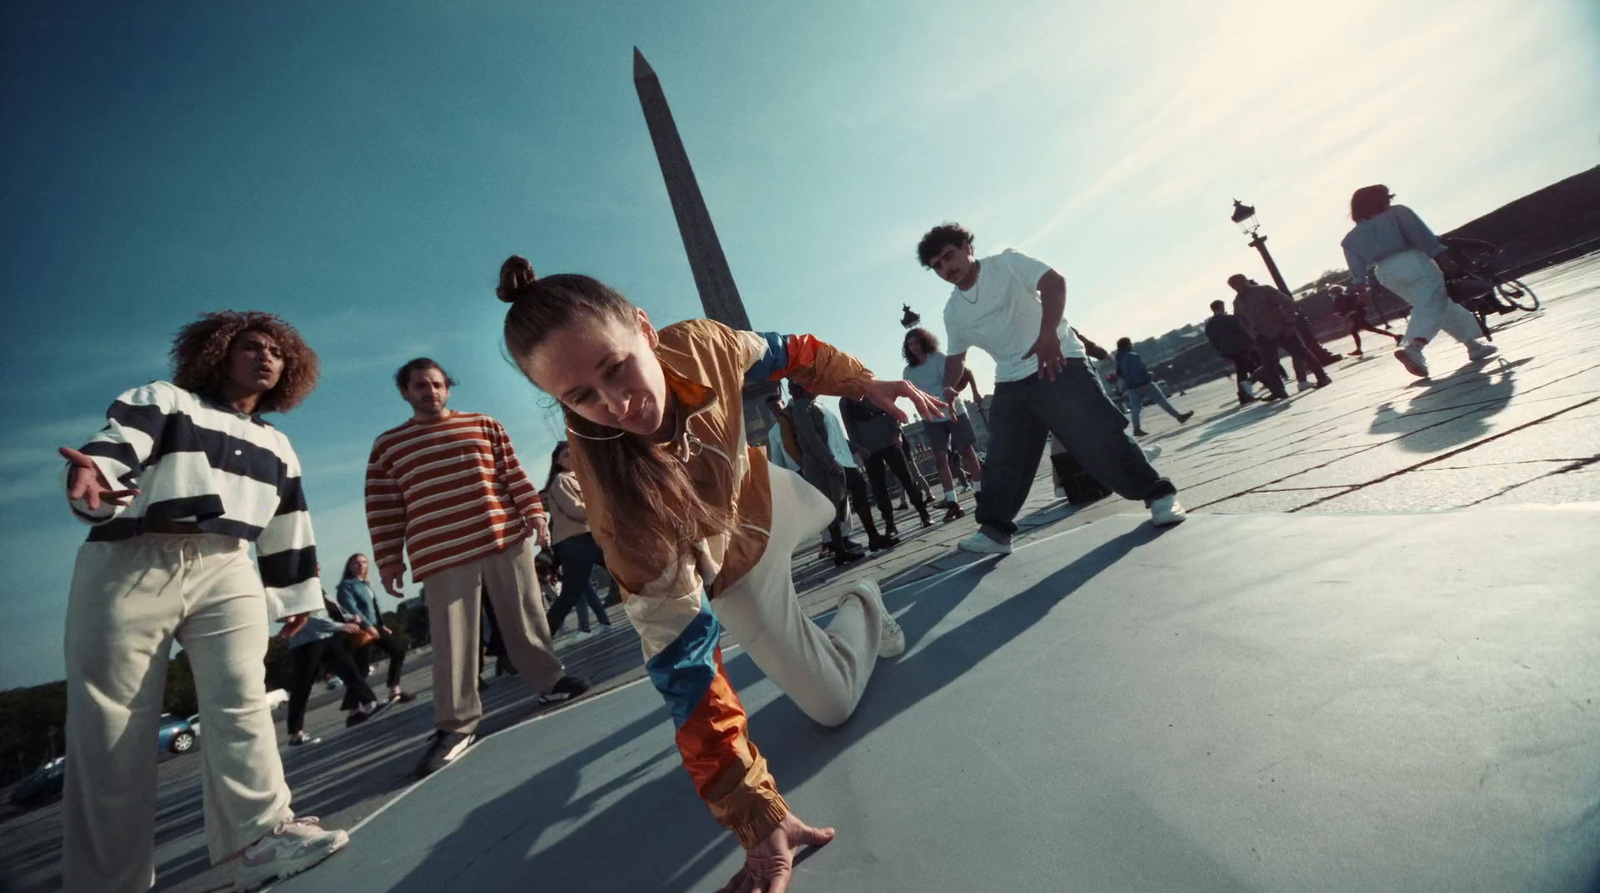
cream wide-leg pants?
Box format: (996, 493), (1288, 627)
(712, 464), (885, 728)
(1375, 248), (1483, 348)
(62, 534), (294, 892)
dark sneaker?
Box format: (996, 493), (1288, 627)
(867, 534), (899, 552)
(414, 731), (476, 778)
(541, 675), (592, 704)
(941, 501), (965, 522)
(387, 691), (417, 705)
(345, 700), (388, 728)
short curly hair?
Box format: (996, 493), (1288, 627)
(917, 223), (974, 266)
(170, 311), (319, 413)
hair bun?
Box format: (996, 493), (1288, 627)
(496, 255), (538, 303)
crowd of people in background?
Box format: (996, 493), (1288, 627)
(46, 182), (1513, 892)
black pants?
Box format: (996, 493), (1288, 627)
(831, 467), (881, 544)
(1343, 312), (1397, 352)
(343, 629), (405, 708)
(864, 444), (929, 529)
(1254, 332), (1327, 394)
(289, 635), (376, 735)
(546, 533), (611, 633)
(977, 360), (1176, 539)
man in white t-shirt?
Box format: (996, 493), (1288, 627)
(917, 222), (1186, 554)
(902, 327), (984, 522)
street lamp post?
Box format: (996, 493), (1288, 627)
(1230, 199), (1293, 295)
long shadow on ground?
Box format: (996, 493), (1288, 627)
(380, 525), (1164, 893)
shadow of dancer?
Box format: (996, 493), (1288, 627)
(360, 526), (1161, 893)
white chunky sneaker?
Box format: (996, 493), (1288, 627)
(234, 816), (348, 890)
(847, 580), (906, 659)
(957, 531), (1013, 555)
(1467, 342), (1499, 362)
(1394, 341), (1429, 378)
(1149, 495), (1188, 528)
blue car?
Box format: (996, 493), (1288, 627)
(158, 713), (198, 755)
(9, 757), (66, 808)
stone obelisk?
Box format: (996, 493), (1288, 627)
(632, 47), (752, 330)
(634, 47), (779, 445)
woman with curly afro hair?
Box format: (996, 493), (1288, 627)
(55, 311), (351, 891)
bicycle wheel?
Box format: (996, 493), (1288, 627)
(1496, 278), (1539, 311)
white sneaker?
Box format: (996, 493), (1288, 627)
(1467, 342), (1499, 362)
(234, 816), (348, 890)
(1394, 341), (1429, 378)
(1296, 380), (1311, 393)
(957, 531), (1013, 555)
(845, 580), (906, 659)
(1150, 495), (1188, 527)
(1142, 444), (1162, 461)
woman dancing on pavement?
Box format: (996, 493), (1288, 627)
(494, 256), (944, 893)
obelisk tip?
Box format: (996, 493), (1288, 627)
(633, 47), (655, 80)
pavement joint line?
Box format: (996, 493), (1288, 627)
(1292, 395), (1600, 511)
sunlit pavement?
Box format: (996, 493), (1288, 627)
(2, 255), (1596, 892)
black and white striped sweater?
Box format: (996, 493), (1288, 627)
(67, 381), (321, 619)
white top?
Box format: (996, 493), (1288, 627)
(820, 404), (858, 469)
(65, 380), (322, 620)
(903, 351), (966, 418)
(943, 248), (1086, 384)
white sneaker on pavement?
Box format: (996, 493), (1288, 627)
(234, 816), (348, 891)
(1149, 495), (1188, 528)
(957, 531), (1013, 555)
(1142, 444), (1162, 461)
(1394, 341), (1430, 378)
(1467, 342), (1499, 362)
(845, 579), (906, 659)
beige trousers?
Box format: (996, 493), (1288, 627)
(62, 534), (293, 892)
(1376, 248), (1484, 346)
(420, 536), (564, 733)
(714, 464), (884, 728)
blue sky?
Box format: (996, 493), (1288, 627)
(2, 0), (1596, 688)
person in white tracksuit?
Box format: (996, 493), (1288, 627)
(1340, 184), (1500, 379)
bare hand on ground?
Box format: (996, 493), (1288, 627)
(59, 447), (138, 510)
(1022, 332), (1066, 379)
(716, 812), (836, 893)
(862, 379), (948, 424)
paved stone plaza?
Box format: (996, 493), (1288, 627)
(1, 254), (1596, 892)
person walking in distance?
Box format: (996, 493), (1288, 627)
(282, 597), (386, 747)
(902, 327), (983, 521)
(541, 441), (614, 640)
(56, 312), (349, 892)
(917, 222), (1187, 555)
(1329, 284), (1402, 356)
(1229, 274), (1332, 397)
(1112, 337), (1193, 436)
(336, 553), (416, 705)
(788, 381), (891, 561)
(1340, 185), (1499, 378)
(1204, 300), (1269, 404)
(365, 358), (590, 779)
(839, 394), (934, 535)
(493, 255), (930, 893)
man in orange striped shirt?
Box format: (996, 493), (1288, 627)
(366, 358), (590, 778)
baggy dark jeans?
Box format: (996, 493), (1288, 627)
(976, 359), (1176, 540)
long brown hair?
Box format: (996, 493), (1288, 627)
(342, 553), (368, 581)
(496, 256), (734, 567)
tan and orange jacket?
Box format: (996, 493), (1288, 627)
(568, 319), (871, 847)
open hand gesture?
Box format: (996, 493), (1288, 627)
(861, 379), (948, 424)
(59, 447), (138, 511)
(1022, 331), (1066, 379)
